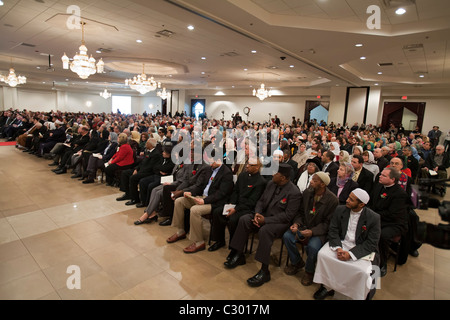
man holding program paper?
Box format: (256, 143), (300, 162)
(167, 150), (234, 254)
(209, 157), (267, 252)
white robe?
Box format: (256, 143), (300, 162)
(313, 243), (373, 300)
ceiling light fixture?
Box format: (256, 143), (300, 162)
(0, 67), (27, 87)
(355, 44), (363, 47)
(125, 63), (161, 95)
(157, 87), (171, 100)
(252, 79), (272, 101)
(100, 88), (111, 99)
(360, 56), (367, 60)
(61, 22), (104, 79)
(187, 25), (194, 30)
(395, 8), (406, 15)
(136, 39), (142, 43)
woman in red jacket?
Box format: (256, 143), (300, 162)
(104, 133), (135, 186)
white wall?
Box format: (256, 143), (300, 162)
(328, 86), (346, 125)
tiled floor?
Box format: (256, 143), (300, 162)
(0, 142), (449, 300)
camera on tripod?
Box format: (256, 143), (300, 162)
(416, 177), (450, 250)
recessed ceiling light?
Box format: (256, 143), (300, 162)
(355, 44), (363, 47)
(374, 83), (379, 86)
(0, 1), (4, 6)
(360, 56), (367, 60)
(419, 74), (425, 78)
(243, 68), (248, 71)
(36, 66), (41, 69)
(251, 50), (257, 53)
(201, 57), (206, 60)
(136, 39), (142, 43)
(187, 25), (194, 30)
(395, 8), (406, 15)
(289, 65), (294, 68)
(96, 50), (101, 53)
(378, 72), (383, 75)
(201, 72), (205, 74)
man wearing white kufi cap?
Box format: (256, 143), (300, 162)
(313, 188), (381, 300)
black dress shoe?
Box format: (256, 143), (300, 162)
(134, 215), (158, 225)
(380, 264), (387, 277)
(55, 168), (67, 174)
(116, 194), (130, 201)
(224, 253), (246, 269)
(51, 167), (62, 172)
(159, 218), (172, 226)
(410, 250), (419, 257)
(208, 241), (225, 252)
(135, 202), (146, 208)
(226, 249), (236, 261)
(71, 174), (82, 179)
(83, 179), (95, 184)
(247, 269), (271, 287)
(48, 162), (59, 166)
(313, 285), (335, 300)
(125, 200), (137, 206)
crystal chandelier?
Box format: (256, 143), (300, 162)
(61, 22), (104, 80)
(253, 83), (272, 101)
(99, 89), (111, 99)
(157, 87), (171, 100)
(125, 64), (161, 95)
(0, 68), (26, 87)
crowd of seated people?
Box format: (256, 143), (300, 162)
(2, 107), (450, 300)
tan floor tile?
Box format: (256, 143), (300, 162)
(41, 254), (103, 290)
(0, 254), (41, 286)
(0, 271), (55, 300)
(7, 210), (59, 239)
(126, 272), (190, 300)
(0, 240), (29, 263)
(22, 230), (86, 269)
(0, 218), (19, 245)
(103, 255), (165, 290)
(87, 241), (140, 269)
(57, 271), (125, 300)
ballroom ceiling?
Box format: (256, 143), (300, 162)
(0, 0), (449, 94)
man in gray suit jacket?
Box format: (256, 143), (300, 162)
(313, 189), (381, 300)
(224, 163), (302, 287)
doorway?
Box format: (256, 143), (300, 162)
(304, 100), (330, 124)
(381, 102), (425, 132)
(191, 99), (206, 120)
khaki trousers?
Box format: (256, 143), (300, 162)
(172, 196), (212, 243)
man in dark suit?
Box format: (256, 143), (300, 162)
(209, 157), (267, 252)
(136, 147), (175, 208)
(369, 167), (408, 276)
(313, 189), (381, 300)
(351, 155), (374, 194)
(53, 125), (90, 174)
(321, 150), (339, 179)
(116, 138), (162, 205)
(224, 163), (302, 287)
(373, 148), (389, 173)
(167, 152), (234, 254)
(283, 172), (339, 286)
(158, 154), (210, 226)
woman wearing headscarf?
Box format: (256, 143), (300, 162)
(82, 132), (120, 184)
(362, 150), (379, 181)
(338, 150), (350, 165)
(327, 163), (358, 205)
(329, 142), (340, 158)
(297, 158), (321, 194)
